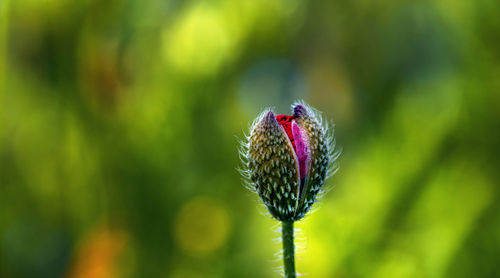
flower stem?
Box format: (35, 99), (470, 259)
(282, 221), (296, 278)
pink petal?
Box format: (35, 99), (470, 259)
(291, 120), (310, 179)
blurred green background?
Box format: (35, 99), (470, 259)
(1, 0), (500, 277)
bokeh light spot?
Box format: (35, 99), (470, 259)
(162, 4), (233, 76)
(174, 196), (231, 257)
(67, 224), (128, 278)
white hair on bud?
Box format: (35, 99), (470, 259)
(237, 108), (276, 205)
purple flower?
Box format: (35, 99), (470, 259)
(240, 102), (339, 221)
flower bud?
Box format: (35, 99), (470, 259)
(240, 102), (338, 221)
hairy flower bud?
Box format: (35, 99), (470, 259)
(240, 102), (339, 221)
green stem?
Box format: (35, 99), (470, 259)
(282, 221), (296, 278)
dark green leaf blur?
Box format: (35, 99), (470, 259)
(1, 0), (499, 277)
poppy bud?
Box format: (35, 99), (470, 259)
(241, 102), (338, 221)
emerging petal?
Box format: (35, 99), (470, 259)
(275, 114), (296, 150)
(291, 121), (310, 180)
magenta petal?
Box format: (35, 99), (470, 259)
(292, 120), (310, 180)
